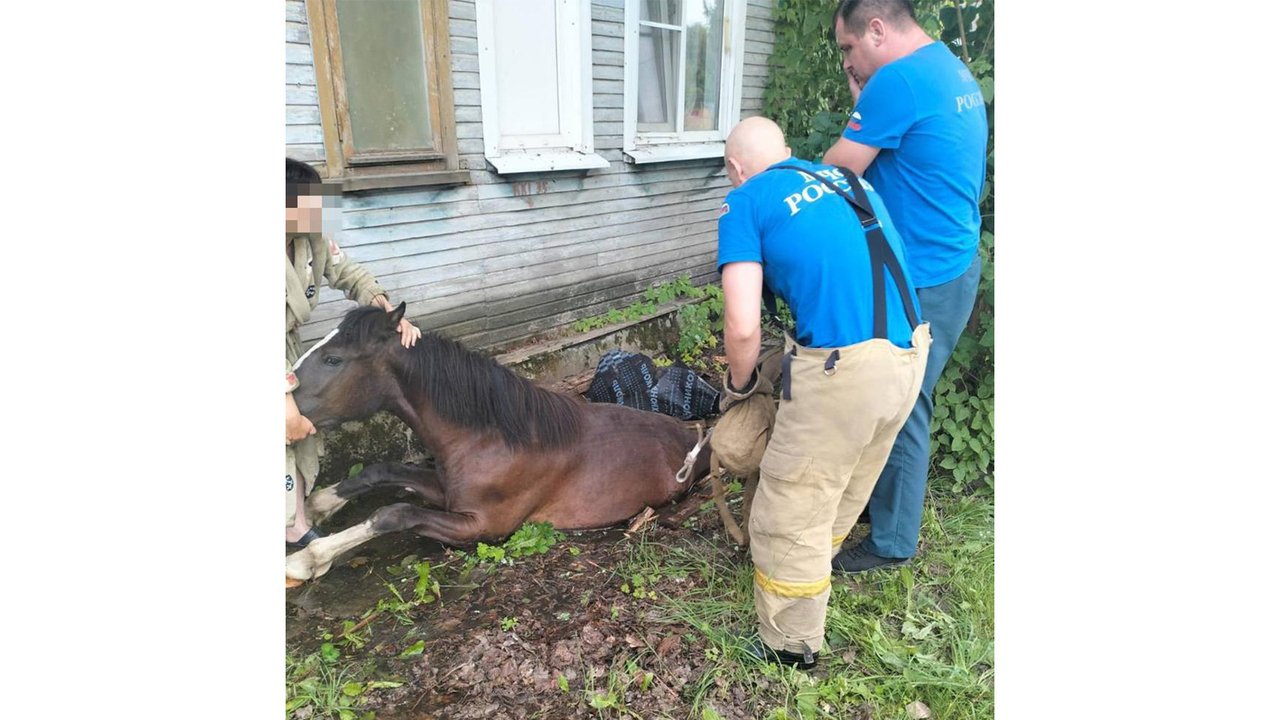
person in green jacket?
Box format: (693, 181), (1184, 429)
(285, 157), (421, 552)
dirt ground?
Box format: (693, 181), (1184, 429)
(285, 473), (780, 720)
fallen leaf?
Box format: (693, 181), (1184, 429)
(624, 634), (645, 648)
(550, 641), (577, 666)
(580, 624), (605, 646)
(906, 700), (932, 719)
(657, 635), (681, 656)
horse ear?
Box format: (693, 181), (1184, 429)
(388, 301), (407, 328)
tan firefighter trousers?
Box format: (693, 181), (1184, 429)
(750, 322), (931, 654)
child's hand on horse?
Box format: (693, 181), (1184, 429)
(395, 317), (422, 349)
(372, 294), (421, 349)
(285, 393), (317, 444)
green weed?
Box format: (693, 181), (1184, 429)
(285, 650), (379, 720)
(574, 655), (663, 719)
(472, 521), (567, 566)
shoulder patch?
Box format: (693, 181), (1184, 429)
(720, 202), (731, 217)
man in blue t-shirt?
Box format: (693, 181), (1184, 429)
(718, 116), (931, 670)
(823, 0), (989, 573)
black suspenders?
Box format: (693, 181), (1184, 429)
(762, 164), (920, 401)
(766, 164), (920, 336)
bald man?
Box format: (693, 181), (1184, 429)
(717, 116), (931, 669)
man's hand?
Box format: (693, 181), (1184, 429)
(847, 69), (864, 105)
(286, 392), (317, 444)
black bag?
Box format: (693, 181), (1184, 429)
(584, 350), (720, 420)
(583, 350), (660, 412)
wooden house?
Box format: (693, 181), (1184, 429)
(286, 0), (776, 351)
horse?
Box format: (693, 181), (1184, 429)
(285, 303), (713, 582)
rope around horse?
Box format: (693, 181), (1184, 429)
(675, 423), (712, 484)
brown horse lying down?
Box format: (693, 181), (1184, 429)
(286, 303), (712, 582)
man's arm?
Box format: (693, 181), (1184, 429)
(822, 136), (880, 175)
(721, 261), (764, 391)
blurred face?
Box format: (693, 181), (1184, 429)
(286, 193), (325, 234)
(834, 15), (877, 89)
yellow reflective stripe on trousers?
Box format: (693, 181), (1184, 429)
(832, 534), (847, 548)
(754, 568), (831, 598)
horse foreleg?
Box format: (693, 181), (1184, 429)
(289, 502), (499, 582)
(369, 502), (493, 547)
(304, 485), (346, 526)
(285, 519), (381, 581)
(307, 463), (445, 527)
(340, 463), (445, 504)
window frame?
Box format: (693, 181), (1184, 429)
(622, 0), (748, 164)
(307, 0), (468, 191)
(474, 0), (608, 174)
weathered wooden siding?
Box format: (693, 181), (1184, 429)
(285, 0), (324, 162)
(741, 0), (774, 116)
(286, 0), (775, 352)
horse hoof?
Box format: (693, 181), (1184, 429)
(286, 576), (305, 589)
(285, 549), (316, 581)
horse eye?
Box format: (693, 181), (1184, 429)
(323, 355), (342, 366)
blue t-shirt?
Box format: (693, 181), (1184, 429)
(842, 41), (988, 288)
(716, 158), (921, 349)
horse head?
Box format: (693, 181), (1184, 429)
(292, 302), (409, 429)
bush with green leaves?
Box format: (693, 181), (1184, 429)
(572, 274), (709, 334)
(572, 275), (727, 371)
(763, 0), (995, 492)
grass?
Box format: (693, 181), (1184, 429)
(619, 485), (995, 720)
(285, 494), (993, 719)
(285, 649), (384, 720)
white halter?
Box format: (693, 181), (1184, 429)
(292, 327), (340, 371)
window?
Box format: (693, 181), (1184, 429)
(623, 0), (747, 164)
(307, 0), (467, 190)
(475, 0), (608, 174)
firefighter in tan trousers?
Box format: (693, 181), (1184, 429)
(716, 118), (930, 669)
(285, 158), (421, 553)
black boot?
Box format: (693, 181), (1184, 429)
(744, 637), (819, 670)
(831, 543), (909, 575)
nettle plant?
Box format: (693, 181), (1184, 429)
(763, 0), (995, 492)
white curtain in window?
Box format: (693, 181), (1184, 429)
(638, 0), (678, 131)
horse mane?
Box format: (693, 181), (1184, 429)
(337, 307), (582, 449)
